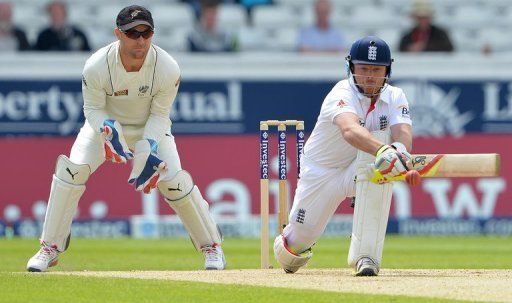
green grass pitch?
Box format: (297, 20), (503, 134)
(1, 236), (511, 303)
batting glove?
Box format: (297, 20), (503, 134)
(374, 144), (408, 180)
(100, 119), (133, 164)
(128, 139), (167, 194)
(391, 141), (412, 164)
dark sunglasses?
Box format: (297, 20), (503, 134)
(121, 29), (154, 40)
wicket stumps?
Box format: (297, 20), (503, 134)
(259, 120), (305, 269)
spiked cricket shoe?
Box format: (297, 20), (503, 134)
(202, 244), (226, 270)
(355, 257), (379, 276)
(27, 245), (59, 272)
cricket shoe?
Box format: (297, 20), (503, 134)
(202, 244), (226, 270)
(27, 244), (59, 272)
(354, 257), (379, 276)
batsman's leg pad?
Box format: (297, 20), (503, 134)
(274, 235), (312, 274)
(158, 170), (222, 250)
(41, 155), (91, 251)
(348, 130), (393, 268)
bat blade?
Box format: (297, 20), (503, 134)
(369, 153), (500, 184)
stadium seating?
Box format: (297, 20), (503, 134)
(7, 0), (512, 53)
(95, 4), (123, 28)
(150, 3), (196, 33)
(153, 27), (190, 52)
(12, 3), (45, 42)
(252, 5), (300, 30)
(217, 4), (248, 30)
(341, 5), (399, 30)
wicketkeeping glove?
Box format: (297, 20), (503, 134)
(100, 119), (133, 164)
(374, 144), (409, 179)
(128, 139), (167, 194)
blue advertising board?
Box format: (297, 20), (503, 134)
(0, 79), (511, 136)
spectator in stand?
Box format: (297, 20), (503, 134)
(298, 0), (346, 53)
(187, 0), (237, 52)
(0, 2), (30, 51)
(34, 1), (91, 51)
(399, 0), (453, 52)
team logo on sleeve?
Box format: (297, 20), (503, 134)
(379, 115), (388, 130)
(81, 75), (87, 87)
(337, 99), (347, 107)
(175, 76), (181, 88)
(398, 105), (410, 118)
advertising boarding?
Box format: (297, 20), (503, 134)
(1, 78), (511, 237)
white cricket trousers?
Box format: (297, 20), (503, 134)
(283, 155), (356, 253)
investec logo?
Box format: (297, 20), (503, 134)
(278, 131), (286, 180)
(0, 85), (83, 135)
(297, 130), (304, 153)
(260, 130), (269, 179)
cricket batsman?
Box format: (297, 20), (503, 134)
(274, 36), (412, 276)
(27, 5), (226, 272)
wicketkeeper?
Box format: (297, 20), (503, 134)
(27, 5), (225, 272)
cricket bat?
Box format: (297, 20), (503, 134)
(369, 153), (501, 184)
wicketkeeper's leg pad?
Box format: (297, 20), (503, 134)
(348, 130), (393, 268)
(158, 170), (222, 250)
(41, 155), (91, 251)
(274, 234), (312, 274)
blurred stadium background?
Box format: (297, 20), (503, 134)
(1, 0), (511, 241)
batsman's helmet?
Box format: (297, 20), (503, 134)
(345, 36), (394, 96)
(346, 36), (393, 77)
